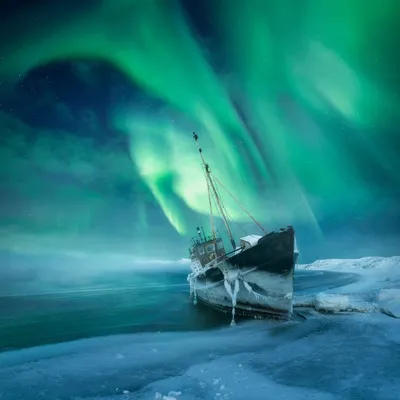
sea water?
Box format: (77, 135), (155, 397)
(0, 260), (399, 399)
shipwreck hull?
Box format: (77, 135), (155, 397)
(190, 227), (296, 320)
(229, 226), (296, 275)
(194, 267), (294, 319)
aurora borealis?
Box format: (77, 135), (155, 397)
(0, 0), (399, 264)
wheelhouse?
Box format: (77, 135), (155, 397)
(189, 228), (226, 267)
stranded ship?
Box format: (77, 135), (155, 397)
(187, 133), (298, 324)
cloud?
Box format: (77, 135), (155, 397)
(0, 111), (185, 257)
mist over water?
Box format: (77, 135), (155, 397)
(1, 257), (399, 399)
(0, 1), (399, 398)
(0, 250), (190, 296)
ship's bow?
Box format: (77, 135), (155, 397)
(224, 226), (296, 319)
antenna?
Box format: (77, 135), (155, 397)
(201, 226), (206, 242)
(193, 132), (236, 250)
(196, 226), (202, 242)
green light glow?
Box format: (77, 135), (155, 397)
(0, 0), (399, 255)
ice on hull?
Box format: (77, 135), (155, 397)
(187, 132), (297, 324)
(195, 269), (294, 320)
(189, 227), (296, 323)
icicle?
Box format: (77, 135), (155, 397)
(243, 281), (252, 293)
(188, 260), (203, 305)
(231, 306), (236, 326)
(187, 275), (197, 305)
(233, 279), (240, 303)
(243, 281), (262, 301)
(224, 278), (240, 326)
(231, 279), (240, 326)
(224, 279), (234, 298)
(193, 286), (197, 305)
(243, 280), (277, 303)
(188, 275), (193, 296)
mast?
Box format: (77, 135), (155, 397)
(193, 132), (237, 250)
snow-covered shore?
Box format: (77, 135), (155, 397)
(295, 256), (400, 317)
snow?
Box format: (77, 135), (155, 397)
(242, 280), (263, 302)
(1, 256), (399, 399)
(0, 311), (399, 400)
(299, 256), (400, 272)
(377, 289), (400, 318)
(161, 395), (180, 400)
(294, 236), (299, 255)
(187, 260), (202, 305)
(314, 293), (350, 312)
(239, 235), (262, 247)
(223, 278), (240, 326)
(296, 256), (400, 317)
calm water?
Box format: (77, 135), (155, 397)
(1, 268), (398, 400)
(0, 269), (358, 351)
(0, 272), (228, 351)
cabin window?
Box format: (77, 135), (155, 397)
(198, 246), (205, 255)
(205, 243), (215, 253)
(216, 241), (224, 250)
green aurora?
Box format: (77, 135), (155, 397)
(0, 0), (399, 260)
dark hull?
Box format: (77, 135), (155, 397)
(190, 226), (296, 320)
(228, 226), (296, 274)
(196, 294), (289, 320)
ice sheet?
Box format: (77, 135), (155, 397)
(377, 288), (400, 318)
(1, 256), (399, 400)
(0, 313), (399, 400)
(296, 256), (400, 317)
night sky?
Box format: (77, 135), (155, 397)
(0, 0), (399, 269)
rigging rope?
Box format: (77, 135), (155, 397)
(212, 176), (249, 236)
(212, 175), (266, 234)
(192, 131), (260, 247)
(193, 132), (235, 247)
(205, 170), (216, 239)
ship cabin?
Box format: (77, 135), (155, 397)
(189, 228), (226, 267)
(239, 235), (262, 250)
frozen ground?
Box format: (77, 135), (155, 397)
(0, 256), (399, 400)
(295, 256), (400, 318)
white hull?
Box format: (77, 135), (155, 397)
(190, 264), (294, 321)
(188, 226), (297, 323)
